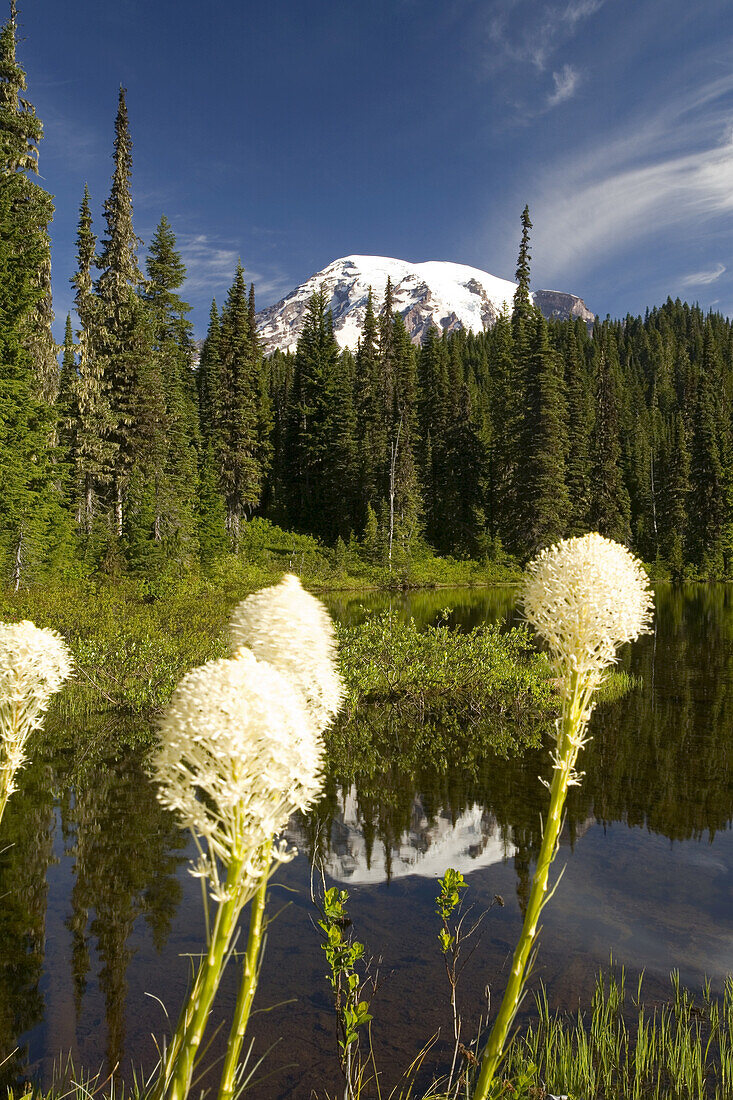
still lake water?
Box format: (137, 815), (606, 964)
(2, 585), (733, 1096)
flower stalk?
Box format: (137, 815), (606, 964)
(473, 668), (592, 1098)
(217, 869), (269, 1100)
(473, 534), (653, 1100)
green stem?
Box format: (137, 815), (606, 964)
(472, 671), (588, 1100)
(217, 870), (269, 1100)
(155, 854), (247, 1100)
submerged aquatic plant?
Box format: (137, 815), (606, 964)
(474, 533), (653, 1100)
(152, 575), (344, 1100)
(0, 620), (73, 822)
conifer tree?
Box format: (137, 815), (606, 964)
(512, 205), (534, 331)
(660, 410), (690, 578)
(95, 88), (160, 539)
(70, 185), (115, 536)
(217, 263), (269, 547)
(285, 287), (341, 539)
(561, 321), (592, 534)
(0, 1), (59, 585)
(417, 324), (449, 544)
(195, 301), (229, 552)
(389, 313), (422, 558)
(442, 381), (489, 557)
(379, 275), (396, 427)
(197, 300), (222, 443)
(57, 314), (78, 482)
(688, 323), (729, 576)
(356, 289), (386, 522)
(589, 326), (631, 543)
(143, 215), (199, 563)
(486, 311), (516, 545)
(261, 346), (293, 525)
(516, 311), (569, 556)
(0, 2), (56, 402)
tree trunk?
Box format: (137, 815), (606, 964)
(12, 529), (23, 593)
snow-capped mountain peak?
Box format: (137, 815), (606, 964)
(255, 254), (594, 354)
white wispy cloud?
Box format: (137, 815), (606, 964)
(561, 0), (604, 27)
(527, 71), (733, 281)
(680, 263), (726, 286)
(177, 233), (240, 292)
(177, 233), (291, 304)
(488, 0), (604, 71)
(548, 64), (580, 106)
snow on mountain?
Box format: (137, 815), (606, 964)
(255, 254), (595, 354)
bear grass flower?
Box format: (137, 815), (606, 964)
(152, 575), (344, 1100)
(474, 534), (654, 1100)
(228, 573), (344, 728)
(0, 620), (73, 821)
(522, 532), (654, 688)
(153, 649), (323, 903)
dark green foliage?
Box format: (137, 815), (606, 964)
(0, 2), (61, 587)
(70, 185), (115, 538)
(94, 89), (159, 539)
(688, 322), (730, 577)
(141, 215), (200, 569)
(285, 287), (342, 540)
(589, 324), (631, 542)
(515, 312), (569, 555)
(216, 263), (270, 548)
(356, 288), (385, 520)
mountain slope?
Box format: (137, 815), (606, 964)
(255, 254), (595, 353)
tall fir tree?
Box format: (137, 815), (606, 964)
(285, 287), (341, 540)
(142, 214), (200, 565)
(356, 289), (386, 525)
(95, 88), (161, 542)
(515, 311), (569, 556)
(217, 263), (270, 547)
(486, 310), (516, 545)
(57, 314), (77, 463)
(70, 185), (114, 538)
(388, 313), (422, 559)
(0, 1), (60, 585)
(560, 320), (592, 535)
(688, 322), (730, 576)
(589, 325), (631, 543)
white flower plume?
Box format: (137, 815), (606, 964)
(0, 621), (73, 804)
(522, 533), (653, 684)
(153, 650), (324, 901)
(228, 574), (344, 729)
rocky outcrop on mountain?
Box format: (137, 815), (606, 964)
(534, 288), (595, 325)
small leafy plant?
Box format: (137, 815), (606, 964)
(317, 884), (374, 1100)
(436, 869), (504, 1098)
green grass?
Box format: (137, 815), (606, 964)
(501, 968), (733, 1099)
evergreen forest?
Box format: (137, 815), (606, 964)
(1, 5), (730, 590)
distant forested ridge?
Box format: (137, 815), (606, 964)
(0, 6), (729, 587)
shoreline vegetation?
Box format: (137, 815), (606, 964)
(0, 539), (641, 723)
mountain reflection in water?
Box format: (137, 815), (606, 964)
(288, 789), (516, 884)
(0, 584), (732, 1097)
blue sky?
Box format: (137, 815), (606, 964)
(17, 0), (733, 338)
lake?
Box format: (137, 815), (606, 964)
(2, 584), (733, 1097)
